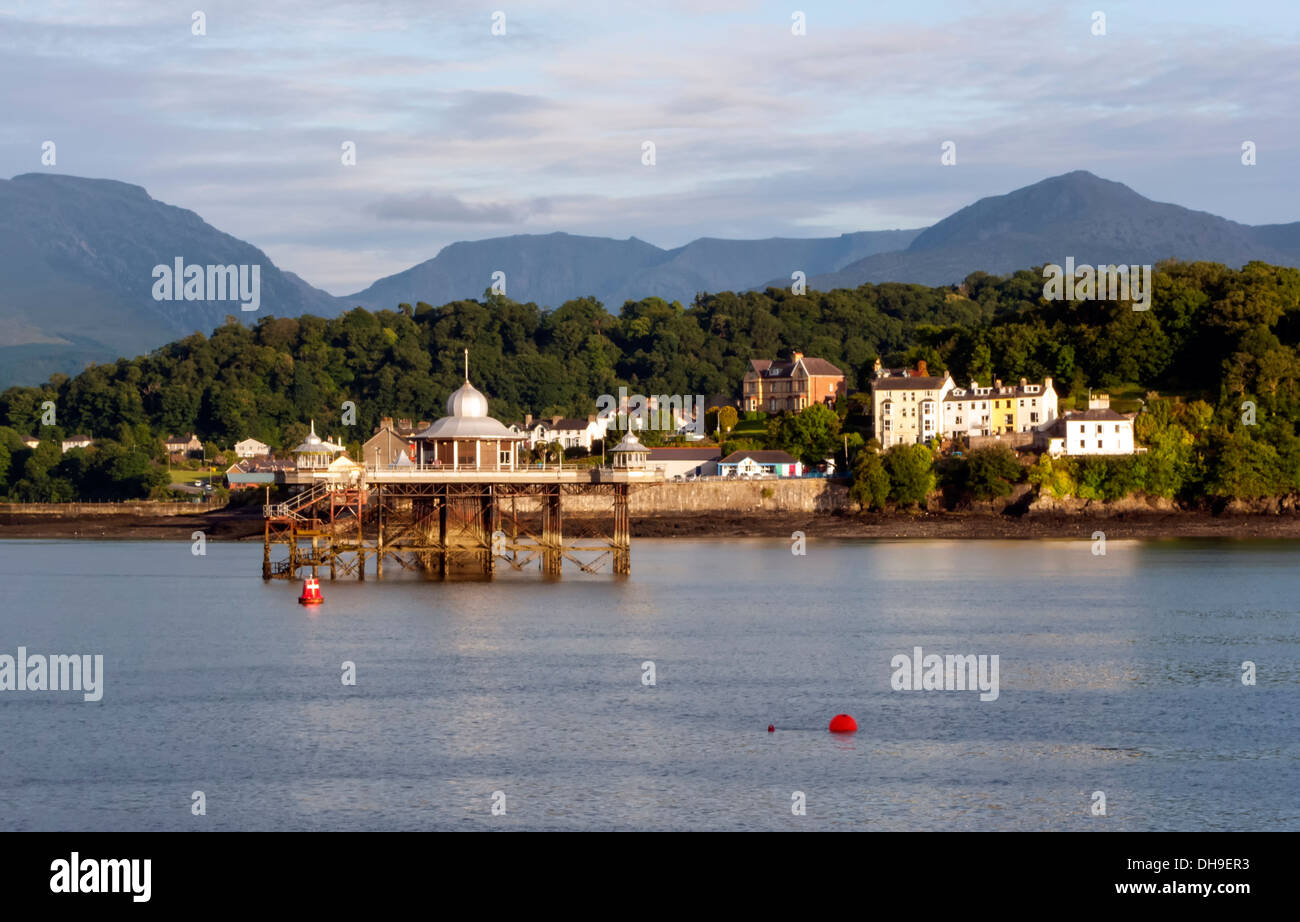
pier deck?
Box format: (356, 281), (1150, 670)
(262, 466), (658, 580)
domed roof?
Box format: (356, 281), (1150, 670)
(291, 420), (346, 454)
(446, 380), (488, 418)
(611, 431), (647, 452)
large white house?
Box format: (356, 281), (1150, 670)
(870, 360), (955, 448)
(234, 437), (271, 458)
(943, 377), (1058, 439)
(1038, 394), (1135, 456)
(521, 415), (610, 452)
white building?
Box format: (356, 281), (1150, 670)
(943, 383), (995, 438)
(1039, 395), (1135, 456)
(944, 377), (1057, 439)
(869, 360), (955, 448)
(646, 447), (720, 479)
(291, 421), (348, 470)
(234, 437), (271, 458)
(60, 434), (93, 453)
(522, 415), (610, 452)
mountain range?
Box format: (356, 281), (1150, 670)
(2, 169), (1298, 388)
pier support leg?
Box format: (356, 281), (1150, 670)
(376, 485), (384, 579)
(543, 488), (562, 576)
(482, 489), (497, 575)
(262, 522), (271, 581)
(438, 492), (449, 578)
(614, 484), (630, 575)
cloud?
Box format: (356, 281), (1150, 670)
(0, 0), (1296, 293)
(364, 191), (552, 224)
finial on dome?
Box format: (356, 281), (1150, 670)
(464, 347), (469, 383)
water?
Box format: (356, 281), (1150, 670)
(0, 537), (1296, 831)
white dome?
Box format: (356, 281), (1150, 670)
(446, 381), (488, 417)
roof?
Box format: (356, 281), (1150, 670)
(548, 418), (592, 431)
(720, 450), (799, 464)
(871, 376), (949, 391)
(413, 378), (526, 441)
(749, 356), (845, 379)
(610, 431), (647, 452)
(1065, 408), (1130, 421)
(164, 433), (198, 444)
(946, 382), (1050, 401)
(291, 420), (346, 454)
(647, 447), (720, 461)
(414, 416), (525, 440)
(799, 357), (845, 376)
(227, 472), (275, 484)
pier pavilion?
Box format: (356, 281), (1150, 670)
(262, 368), (661, 581)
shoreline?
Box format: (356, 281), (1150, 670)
(4, 507), (1300, 540)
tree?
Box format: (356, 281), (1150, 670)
(1027, 453), (1076, 498)
(850, 450), (890, 511)
(884, 443), (935, 507)
(770, 404), (841, 467)
(965, 445), (1022, 499)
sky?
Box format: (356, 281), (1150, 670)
(1, 0), (1297, 294)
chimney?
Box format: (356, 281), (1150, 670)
(525, 413), (533, 426)
(916, 360), (927, 377)
(970, 380), (978, 390)
(1044, 376), (1053, 389)
(381, 416), (394, 430)
(792, 350), (804, 362)
(1019, 377), (1027, 387)
(873, 357), (883, 377)
(1089, 393), (1110, 410)
(994, 379), (1002, 388)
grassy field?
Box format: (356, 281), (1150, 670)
(730, 415), (770, 439)
(168, 467), (219, 484)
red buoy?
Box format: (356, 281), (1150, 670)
(298, 577), (323, 606)
(828, 713), (857, 733)
(767, 724), (775, 733)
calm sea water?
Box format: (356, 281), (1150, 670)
(0, 537), (1296, 831)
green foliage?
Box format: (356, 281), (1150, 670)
(768, 404), (842, 466)
(850, 449), (890, 511)
(2, 260), (1300, 502)
(1027, 454), (1076, 498)
(964, 445), (1022, 499)
(884, 443), (935, 507)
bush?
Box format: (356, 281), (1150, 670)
(884, 443), (935, 507)
(965, 445), (1022, 499)
(850, 450), (890, 511)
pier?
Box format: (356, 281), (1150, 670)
(262, 359), (657, 580)
(261, 467), (648, 580)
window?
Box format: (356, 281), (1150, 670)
(1096, 424), (1103, 433)
(1004, 414), (1012, 425)
(1080, 440), (1086, 448)
(1019, 400), (1024, 407)
(1097, 440), (1103, 449)
(1114, 424), (1120, 432)
(1030, 412), (1039, 422)
(955, 417), (963, 425)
